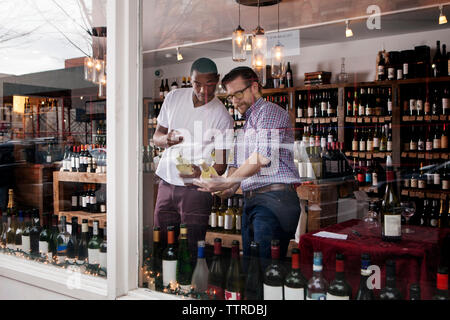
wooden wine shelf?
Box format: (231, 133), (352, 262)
(345, 116), (392, 123)
(56, 211), (106, 228)
(205, 231), (242, 250)
(401, 188), (450, 200)
(295, 117), (338, 124)
(401, 152), (449, 160)
(345, 151), (392, 159)
(402, 115), (450, 122)
(359, 185), (379, 194)
(54, 171), (107, 184)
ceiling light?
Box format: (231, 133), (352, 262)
(232, 1), (247, 62)
(271, 1), (286, 79)
(439, 5), (447, 24)
(251, 0), (267, 72)
(345, 20), (354, 38)
(176, 47), (183, 61)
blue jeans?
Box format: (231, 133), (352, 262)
(242, 190), (301, 272)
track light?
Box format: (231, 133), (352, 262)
(176, 47), (183, 61)
(439, 5), (447, 24)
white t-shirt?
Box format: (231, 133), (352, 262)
(156, 88), (234, 186)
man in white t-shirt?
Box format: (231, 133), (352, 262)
(153, 58), (234, 260)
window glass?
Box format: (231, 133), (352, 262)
(0, 0), (108, 279)
(140, 0), (450, 301)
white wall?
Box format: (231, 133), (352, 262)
(144, 28), (450, 98)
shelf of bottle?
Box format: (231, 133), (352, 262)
(401, 152), (449, 160)
(401, 188), (450, 199)
(349, 76), (450, 87)
(54, 171), (107, 184)
(402, 115), (450, 122)
(56, 211), (106, 228)
(295, 117), (338, 124)
(205, 231), (242, 250)
(345, 116), (392, 124)
(358, 185), (379, 194)
(345, 151), (392, 159)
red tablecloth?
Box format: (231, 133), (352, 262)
(299, 219), (450, 300)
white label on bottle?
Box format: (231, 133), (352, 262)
(284, 287), (304, 300)
(326, 293), (350, 300)
(384, 215), (401, 237)
(410, 142), (417, 151)
(434, 173), (440, 185)
(225, 291), (242, 300)
(433, 139), (441, 150)
(99, 252), (107, 269)
(388, 68), (395, 79)
(210, 212), (217, 228)
(90, 196), (96, 205)
(359, 141), (366, 151)
(263, 284), (283, 300)
(403, 63), (409, 75)
(397, 69), (403, 80)
(352, 141), (358, 151)
(443, 180), (449, 190)
(22, 236), (30, 253)
(218, 216), (224, 228)
(387, 141), (392, 151)
(82, 196), (88, 208)
(367, 140), (373, 152)
(321, 138), (327, 149)
(372, 173), (378, 187)
(236, 216), (242, 231)
(410, 99), (417, 111)
(359, 105), (364, 116)
(224, 215), (233, 230)
(162, 260), (177, 287)
(75, 158), (80, 169)
(417, 100), (423, 112)
(72, 196), (77, 207)
(71, 157), (76, 168)
(307, 162), (315, 179)
(411, 178), (418, 188)
(443, 98), (449, 111)
(426, 141), (433, 151)
(46, 155), (52, 163)
(378, 65), (384, 75)
(373, 138), (380, 148)
(100, 204), (106, 213)
(404, 179), (410, 188)
(88, 248), (100, 265)
(308, 107), (314, 118)
(388, 101), (393, 112)
(39, 241), (49, 255)
(418, 180), (426, 189)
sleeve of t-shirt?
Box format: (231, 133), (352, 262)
(156, 93), (171, 128)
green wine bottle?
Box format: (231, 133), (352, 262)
(379, 259), (403, 300)
(208, 238), (226, 300)
(244, 241), (263, 300)
(162, 226), (177, 289)
(77, 219), (89, 265)
(327, 253), (352, 300)
(87, 220), (101, 267)
(263, 240), (287, 300)
(176, 224), (193, 293)
(225, 240), (244, 300)
(381, 156), (402, 242)
(284, 248), (307, 300)
(38, 213), (51, 259)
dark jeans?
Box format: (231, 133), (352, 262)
(242, 190), (301, 272)
(154, 180), (213, 264)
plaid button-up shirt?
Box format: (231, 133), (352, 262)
(230, 97), (300, 192)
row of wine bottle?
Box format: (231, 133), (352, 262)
(146, 225), (448, 300)
(346, 87), (393, 117)
(296, 90), (339, 119)
(401, 86), (449, 116)
(350, 124), (393, 152)
(403, 124), (449, 152)
(61, 144), (107, 174)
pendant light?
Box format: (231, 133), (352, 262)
(271, 0), (285, 79)
(232, 1), (247, 62)
(251, 0), (267, 80)
(345, 20), (354, 38)
(439, 5), (447, 25)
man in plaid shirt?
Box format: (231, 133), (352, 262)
(194, 67), (301, 269)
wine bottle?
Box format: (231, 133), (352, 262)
(6, 212), (16, 250)
(56, 216), (70, 264)
(377, 51), (386, 81)
(208, 238), (226, 300)
(225, 240), (244, 300)
(286, 62), (294, 88)
(77, 219), (89, 265)
(379, 259), (403, 300)
(355, 253), (375, 300)
(38, 213), (50, 259)
(48, 215), (59, 261)
(209, 196), (217, 231)
(29, 209), (41, 256)
(66, 217), (79, 265)
(263, 240), (287, 300)
(432, 41), (443, 78)
(409, 283), (421, 300)
(99, 224), (107, 273)
(244, 241), (263, 301)
(432, 266), (449, 300)
(284, 248), (307, 300)
(87, 220), (101, 268)
(14, 210), (24, 252)
(0, 211), (7, 247)
(381, 156), (402, 242)
(224, 198), (235, 234)
(176, 224), (193, 294)
(307, 252), (328, 300)
(162, 226), (177, 288)
(149, 227), (163, 291)
(191, 240), (209, 295)
(326, 253), (352, 300)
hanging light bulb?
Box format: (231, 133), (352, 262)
(232, 1), (246, 62)
(251, 0), (267, 82)
(176, 47), (184, 61)
(93, 59), (105, 84)
(84, 57), (94, 82)
(271, 1), (286, 79)
(345, 20), (354, 38)
(245, 36), (253, 51)
(439, 5), (447, 24)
